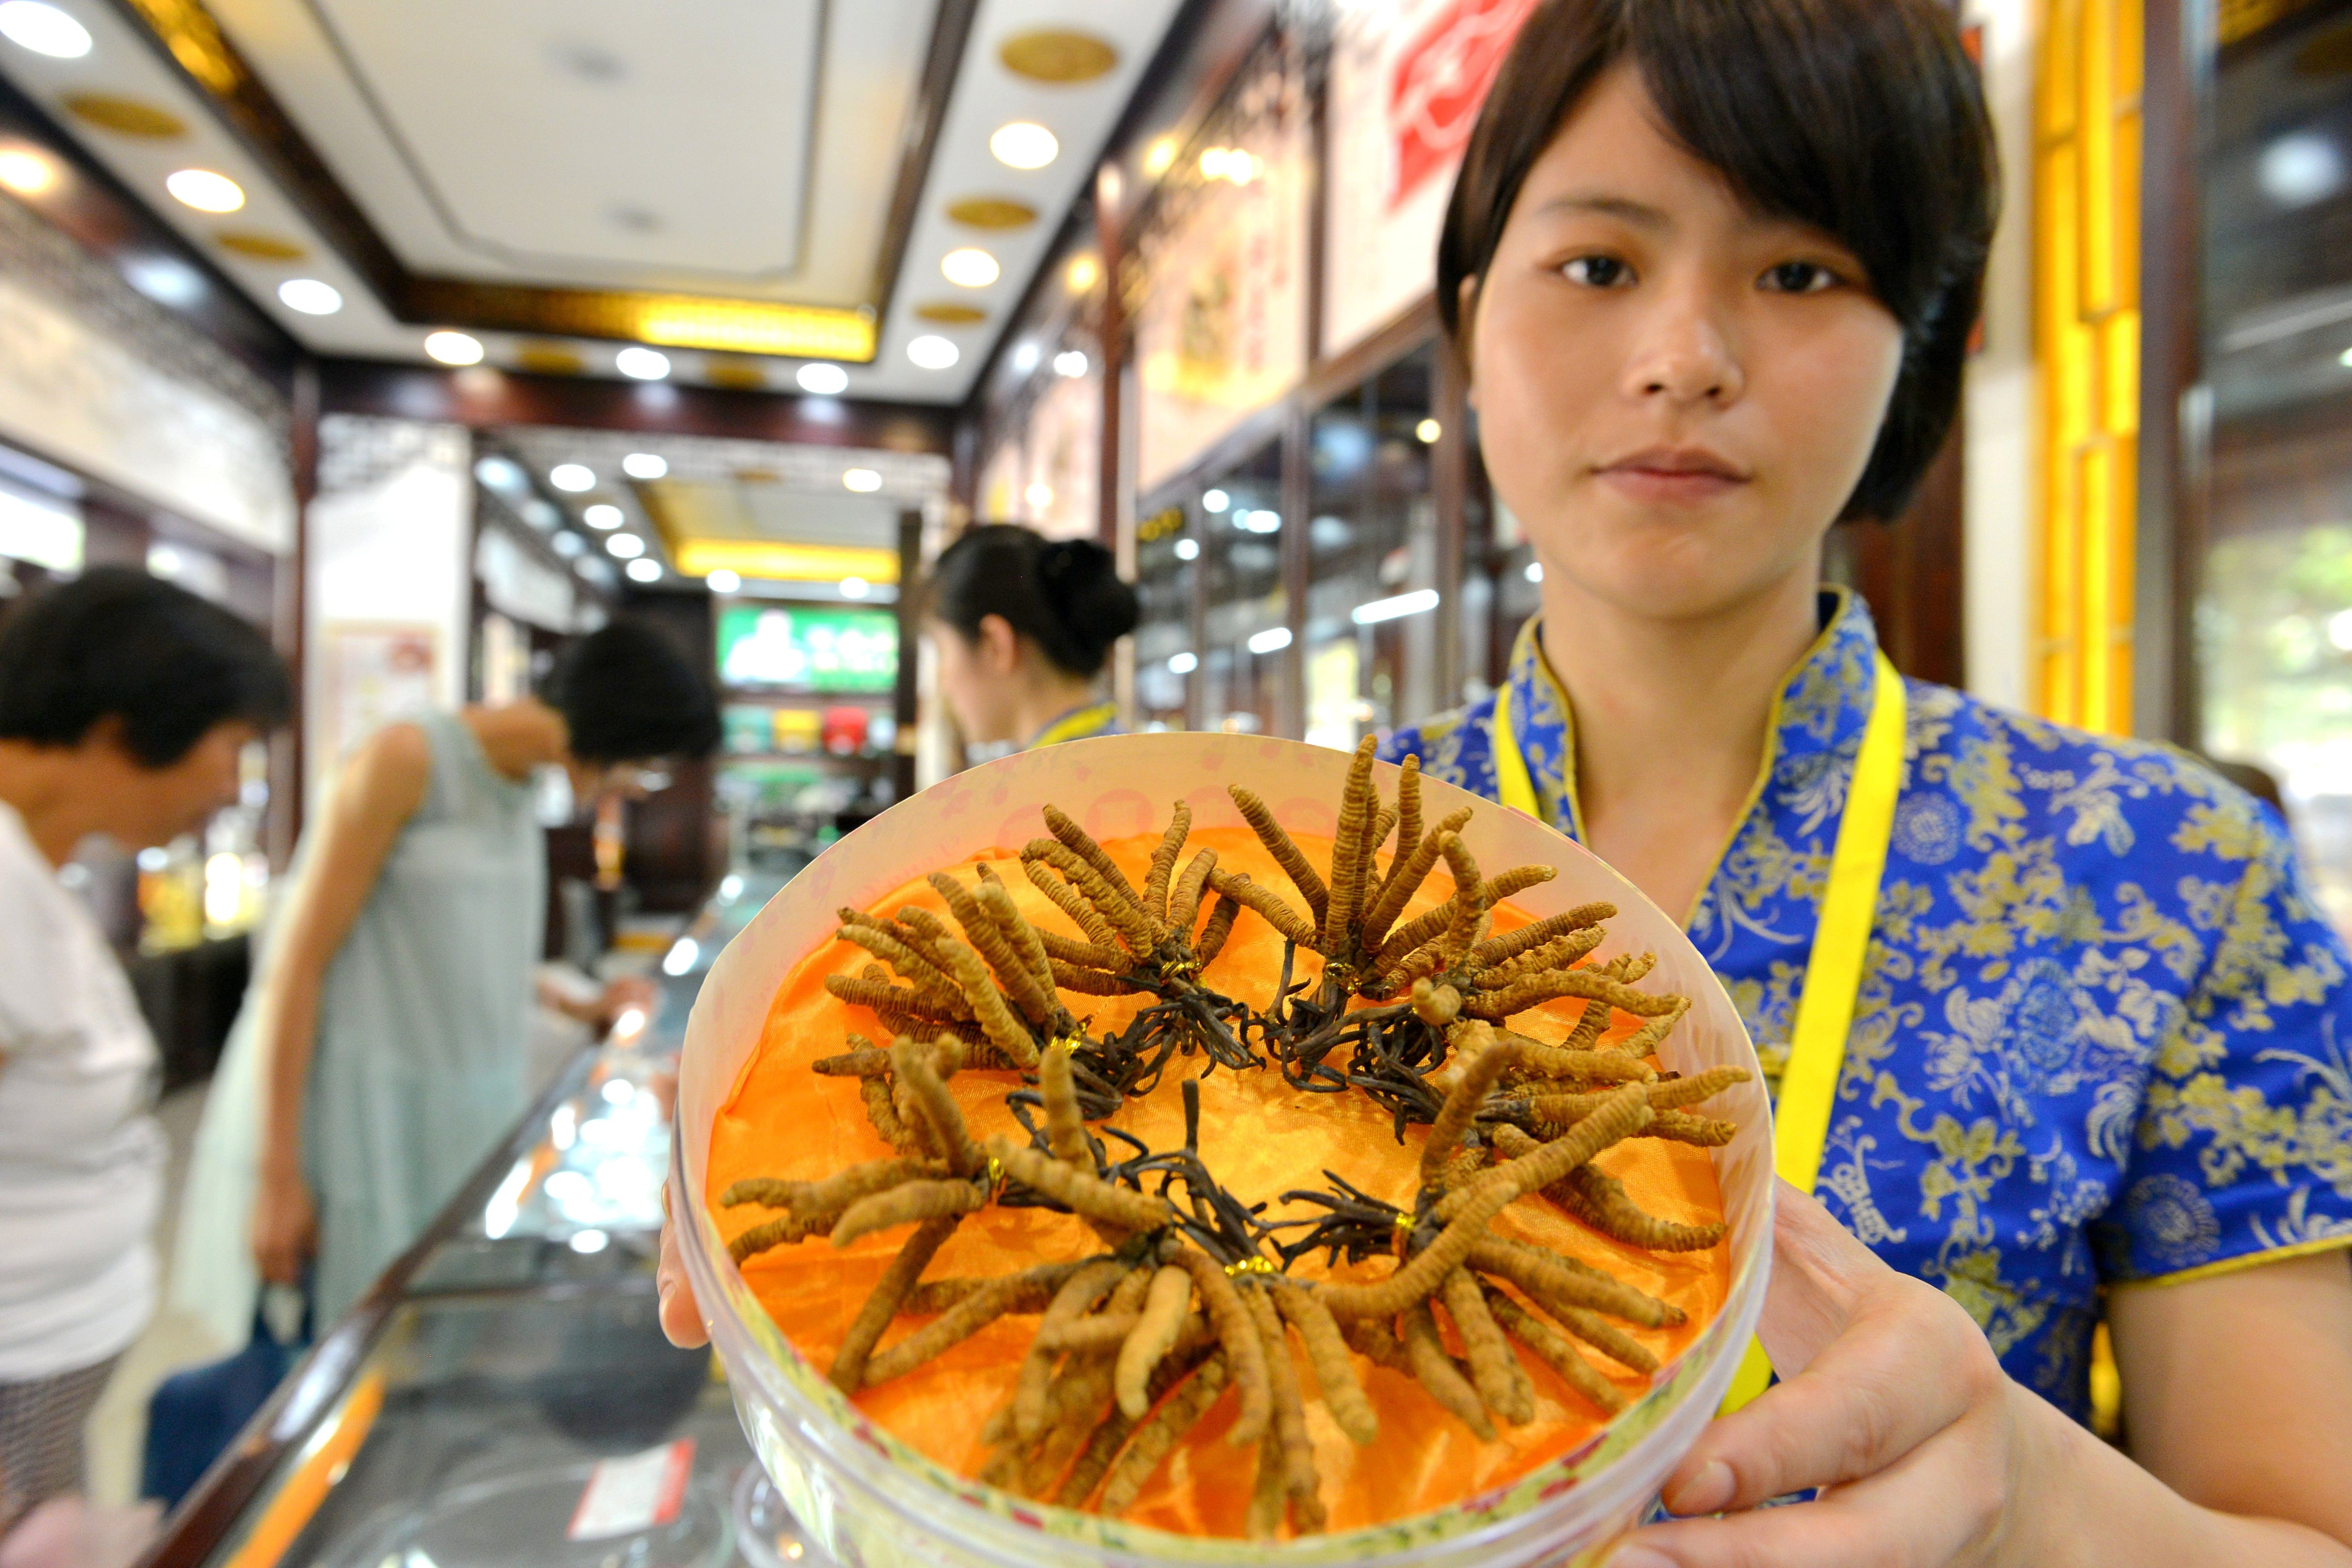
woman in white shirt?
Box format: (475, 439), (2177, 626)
(0, 569), (287, 1539)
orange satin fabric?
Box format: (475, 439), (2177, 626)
(707, 827), (1731, 1537)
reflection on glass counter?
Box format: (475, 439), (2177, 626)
(1196, 440), (1287, 736)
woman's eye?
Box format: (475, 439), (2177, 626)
(1561, 255), (1631, 288)
(1762, 261), (1839, 294)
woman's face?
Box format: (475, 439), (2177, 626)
(1468, 64), (1907, 622)
(927, 617), (1020, 746)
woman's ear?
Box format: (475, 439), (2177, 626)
(977, 613), (1021, 677)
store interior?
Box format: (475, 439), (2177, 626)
(0, 0), (2347, 1562)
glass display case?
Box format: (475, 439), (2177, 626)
(149, 872), (823, 1568)
(1194, 439), (1287, 736)
(1131, 503), (1198, 731)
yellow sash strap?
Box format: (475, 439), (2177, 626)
(1028, 700), (1120, 750)
(1490, 651), (1908, 1416)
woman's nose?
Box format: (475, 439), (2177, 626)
(1621, 289), (1744, 407)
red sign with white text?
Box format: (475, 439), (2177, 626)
(1387, 0), (1542, 207)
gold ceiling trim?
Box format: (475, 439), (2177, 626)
(914, 301), (988, 325)
(108, 0), (887, 363)
(215, 230), (307, 261)
(946, 196), (1038, 230)
(61, 93), (187, 138)
(997, 28), (1118, 83)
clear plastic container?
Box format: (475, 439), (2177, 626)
(674, 734), (1773, 1568)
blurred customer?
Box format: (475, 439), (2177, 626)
(926, 526), (1137, 751)
(0, 570), (288, 1538)
(176, 619), (719, 1337)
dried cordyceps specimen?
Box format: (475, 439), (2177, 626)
(720, 777), (1750, 1537)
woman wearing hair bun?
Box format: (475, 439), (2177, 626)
(923, 524), (1139, 753)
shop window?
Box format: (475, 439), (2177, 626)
(1195, 440), (1286, 736)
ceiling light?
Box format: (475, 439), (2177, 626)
(1416, 418), (1442, 444)
(0, 147), (57, 196)
(2339, 345), (2352, 369)
(549, 463), (596, 492)
(474, 456), (526, 493)
(1247, 626), (1292, 655)
(1053, 350), (1089, 378)
(1144, 136), (1179, 177)
(1174, 538), (1199, 561)
(424, 330), (484, 366)
(606, 533), (645, 559)
(797, 362), (849, 396)
(1353, 588), (1440, 625)
(0, 3), (91, 58)
(1066, 254), (1102, 294)
(584, 503), (622, 529)
(942, 247), (1000, 288)
(1025, 482), (1053, 509)
(991, 121), (1058, 170)
(622, 451), (667, 480)
(843, 468), (882, 493)
(551, 532), (586, 558)
(907, 335), (959, 370)
(626, 557), (663, 583)
(1168, 651), (1198, 675)
(1238, 509), (1281, 534)
(1011, 342), (1041, 374)
(1199, 147), (1258, 185)
(614, 345), (670, 380)
(123, 255), (201, 306)
(166, 168), (244, 214)
(277, 278), (342, 316)
(1202, 488), (1230, 514)
(521, 498), (560, 529)
(840, 576), (871, 599)
(707, 568), (741, 594)
(1526, 560), (1544, 583)
(2261, 132), (2344, 208)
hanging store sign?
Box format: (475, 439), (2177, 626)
(1324, 0), (1541, 357)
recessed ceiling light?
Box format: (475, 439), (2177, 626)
(707, 568), (741, 594)
(1010, 342), (1041, 374)
(123, 255), (203, 306)
(1247, 626), (1292, 655)
(840, 576), (871, 599)
(1201, 489), (1230, 514)
(607, 533), (645, 559)
(1144, 136), (1180, 177)
(625, 557), (663, 583)
(621, 451), (667, 480)
(1025, 482), (1053, 509)
(1053, 350), (1089, 378)
(0, 147), (57, 196)
(797, 362), (849, 396)
(1174, 538), (1200, 561)
(584, 503), (622, 529)
(551, 532), (586, 557)
(990, 120), (1058, 170)
(907, 334), (959, 370)
(0, 2), (91, 58)
(1168, 651), (1198, 674)
(549, 463), (596, 492)
(941, 247), (1000, 288)
(166, 168), (244, 214)
(474, 456), (525, 493)
(1066, 254), (1102, 294)
(424, 330), (484, 366)
(842, 468), (882, 493)
(277, 278), (342, 316)
(1416, 418), (1442, 444)
(614, 345), (669, 380)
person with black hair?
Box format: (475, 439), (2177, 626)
(0, 569), (288, 1537)
(1376, 2), (2352, 1563)
(924, 525), (1139, 752)
(175, 617), (720, 1336)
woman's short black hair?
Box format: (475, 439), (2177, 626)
(546, 617), (721, 764)
(1438, 0), (1999, 522)
(0, 566), (290, 767)
(926, 525), (1138, 679)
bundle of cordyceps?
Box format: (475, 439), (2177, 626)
(717, 738), (1747, 1539)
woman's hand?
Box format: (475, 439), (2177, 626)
(250, 1168), (319, 1288)
(1611, 1181), (2039, 1568)
(656, 1179), (708, 1349)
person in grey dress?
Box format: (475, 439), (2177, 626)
(183, 620), (717, 1331)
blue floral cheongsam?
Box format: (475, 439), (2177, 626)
(1383, 591), (2352, 1423)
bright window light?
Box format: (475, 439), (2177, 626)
(842, 468), (883, 493)
(568, 1228), (610, 1255)
(0, 485), (83, 572)
(424, 330), (483, 366)
(606, 533), (645, 559)
(0, 2), (92, 57)
(615, 345), (670, 380)
(625, 557), (662, 583)
(907, 334), (959, 370)
(622, 451), (668, 480)
(1247, 626), (1292, 655)
(1173, 538), (1200, 561)
(1053, 350), (1090, 378)
(1168, 652), (1198, 675)
(707, 569), (741, 594)
(797, 363), (849, 396)
(1353, 589), (1440, 626)
(277, 278), (342, 315)
(549, 463), (596, 492)
(166, 168), (244, 213)
(942, 247), (1000, 288)
(991, 121), (1058, 170)
(840, 576), (871, 599)
(583, 503), (622, 529)
(2331, 609), (2352, 652)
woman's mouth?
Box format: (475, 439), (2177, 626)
(1595, 446), (1752, 505)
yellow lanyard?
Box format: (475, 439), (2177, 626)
(1491, 651), (1907, 1412)
(1028, 701), (1120, 750)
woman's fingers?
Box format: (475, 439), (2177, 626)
(657, 1184), (708, 1348)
